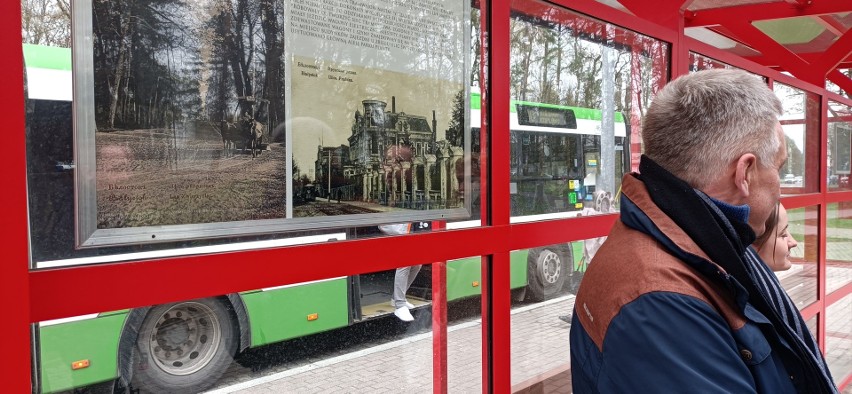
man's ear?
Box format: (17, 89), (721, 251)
(734, 153), (757, 198)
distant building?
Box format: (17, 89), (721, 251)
(314, 144), (350, 196)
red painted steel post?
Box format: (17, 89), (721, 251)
(2, 0), (32, 391)
(817, 95), (829, 354)
(484, 0), (512, 391)
(432, 221), (447, 394)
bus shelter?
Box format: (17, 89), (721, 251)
(5, 0), (852, 392)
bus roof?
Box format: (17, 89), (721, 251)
(470, 91), (625, 123)
(23, 44), (72, 101)
(23, 44), (72, 71)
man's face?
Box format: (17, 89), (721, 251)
(748, 123), (786, 237)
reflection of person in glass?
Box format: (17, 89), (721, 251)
(378, 222), (430, 322)
(753, 203), (798, 272)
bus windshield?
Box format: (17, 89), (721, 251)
(470, 92), (629, 219)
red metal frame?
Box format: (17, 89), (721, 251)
(484, 0), (511, 390)
(5, 0), (852, 392)
(432, 220), (448, 394)
(3, 0), (31, 391)
(685, 0), (852, 95)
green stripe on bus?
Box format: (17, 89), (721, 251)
(23, 44), (72, 71)
(471, 91), (625, 122)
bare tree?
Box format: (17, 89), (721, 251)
(21, 0), (71, 46)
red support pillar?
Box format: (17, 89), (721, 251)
(432, 220), (447, 394)
(2, 0), (32, 392)
(817, 95), (829, 355)
(483, 0), (512, 391)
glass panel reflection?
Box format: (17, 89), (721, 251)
(774, 83), (819, 194)
(23, 0), (481, 269)
(446, 256), (484, 391)
(37, 268), (443, 393)
(828, 100), (852, 191)
(688, 52), (733, 72)
(506, 0), (668, 222)
(775, 206), (818, 308)
(510, 239), (593, 391)
(805, 315), (817, 342)
(826, 293), (852, 386)
(826, 203), (852, 294)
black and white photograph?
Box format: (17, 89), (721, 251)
(74, 0), (468, 245)
(89, 0), (289, 229)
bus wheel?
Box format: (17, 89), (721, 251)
(567, 269), (584, 295)
(526, 247), (569, 302)
(132, 298), (237, 393)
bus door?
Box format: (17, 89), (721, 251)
(349, 222), (433, 321)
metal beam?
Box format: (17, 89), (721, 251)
(813, 14), (846, 36)
(828, 69), (852, 97)
(814, 30), (852, 77)
(722, 20), (821, 85)
(618, 0), (686, 28)
(686, 0), (852, 28)
(744, 52), (852, 70)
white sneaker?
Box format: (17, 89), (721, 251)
(394, 306), (414, 322)
(391, 300), (415, 309)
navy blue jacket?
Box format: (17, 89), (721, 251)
(569, 169), (835, 393)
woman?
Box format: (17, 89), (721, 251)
(753, 203), (799, 271)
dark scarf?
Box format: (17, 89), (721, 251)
(636, 156), (837, 393)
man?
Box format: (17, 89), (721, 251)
(569, 69), (837, 393)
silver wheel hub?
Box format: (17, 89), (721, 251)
(539, 250), (561, 284)
(149, 302), (221, 376)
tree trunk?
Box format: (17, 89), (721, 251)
(261, 0), (284, 130)
(108, 16), (132, 130)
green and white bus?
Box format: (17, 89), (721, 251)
(24, 44), (627, 393)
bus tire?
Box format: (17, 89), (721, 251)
(131, 298), (237, 393)
(526, 246), (570, 302)
(567, 270), (584, 295)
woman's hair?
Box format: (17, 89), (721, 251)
(754, 202), (781, 250)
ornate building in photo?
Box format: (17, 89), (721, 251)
(340, 96), (464, 208)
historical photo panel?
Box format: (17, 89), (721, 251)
(286, 0), (469, 221)
(74, 0), (467, 246)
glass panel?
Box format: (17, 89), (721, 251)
(773, 206), (818, 308)
(774, 83), (820, 194)
(688, 52), (733, 72)
(507, 0), (669, 223)
(826, 203), (852, 294)
(825, 70), (851, 99)
(510, 241), (582, 390)
(826, 293), (852, 387)
(446, 255), (484, 390)
(828, 100), (852, 191)
(805, 315), (817, 342)
(23, 0), (480, 268)
(35, 267), (443, 393)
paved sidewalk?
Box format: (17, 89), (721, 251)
(206, 296), (576, 393)
(203, 266), (852, 393)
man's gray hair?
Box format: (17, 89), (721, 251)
(642, 69), (783, 188)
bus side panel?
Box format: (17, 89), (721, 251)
(446, 257), (482, 300)
(510, 250), (529, 289)
(445, 250), (528, 301)
(572, 241), (585, 271)
(39, 313), (128, 393)
(242, 278), (349, 347)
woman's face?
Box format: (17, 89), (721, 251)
(758, 205), (798, 271)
